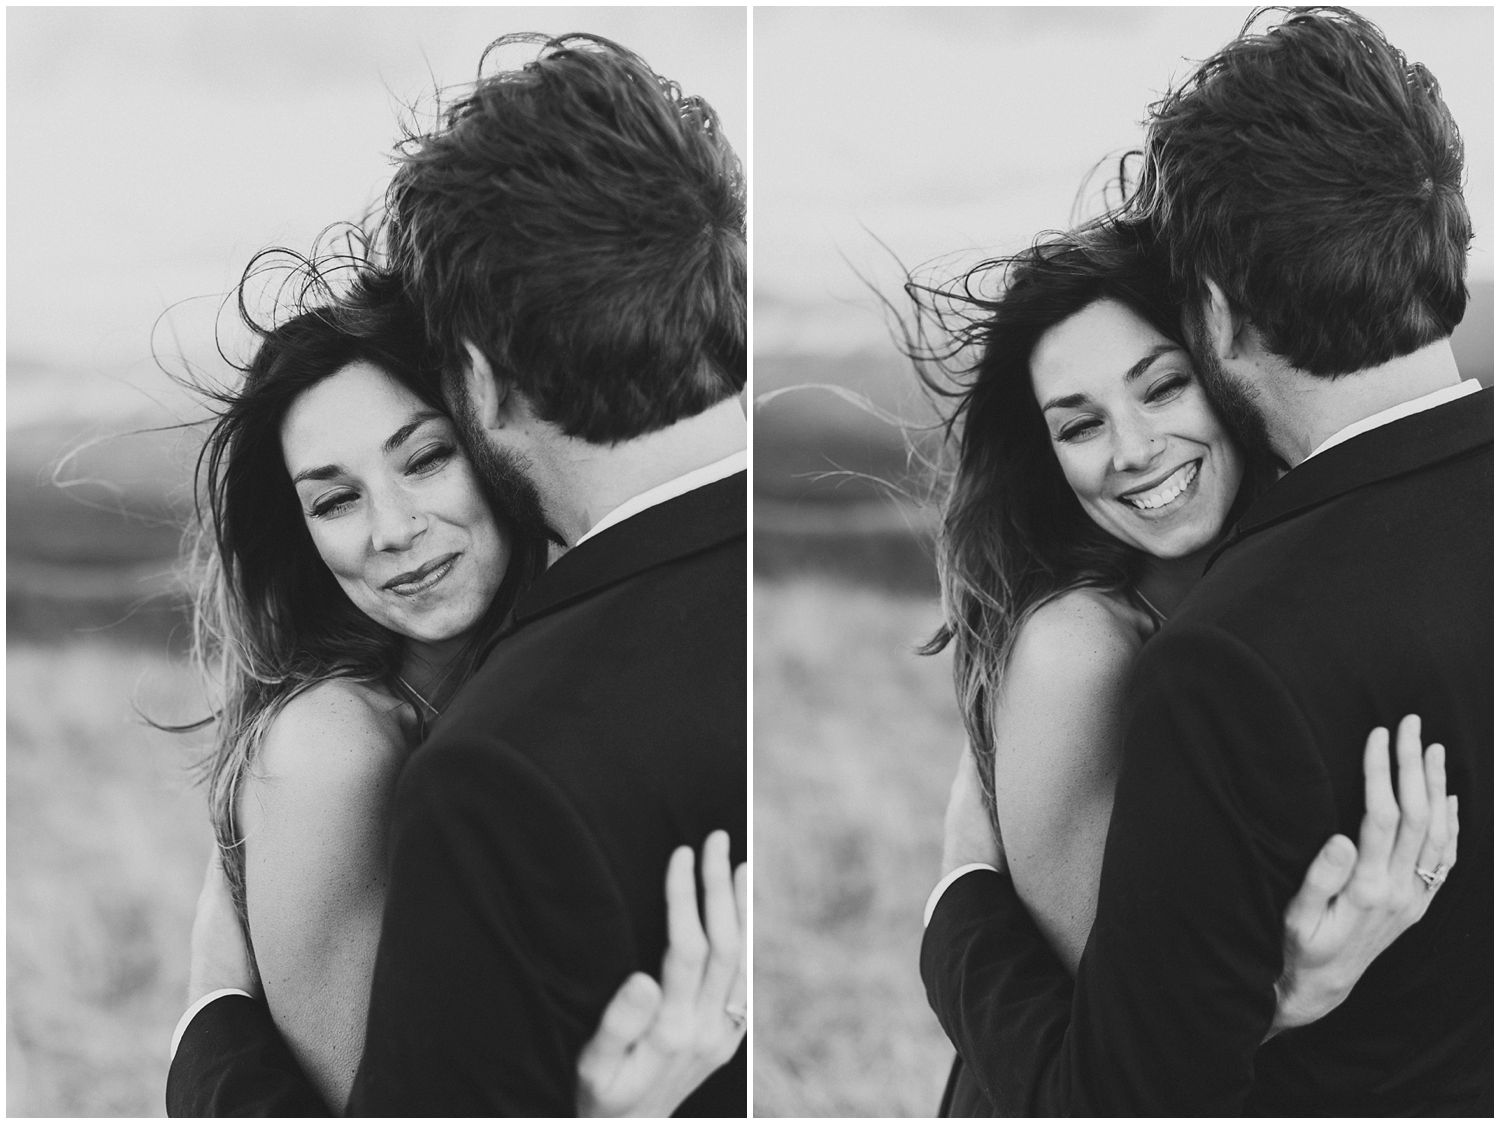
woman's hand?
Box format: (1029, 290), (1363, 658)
(575, 831), (746, 1117)
(1271, 714), (1458, 1035)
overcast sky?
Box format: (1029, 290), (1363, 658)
(7, 6), (745, 423)
(7, 6), (1489, 415)
(754, 6), (1494, 355)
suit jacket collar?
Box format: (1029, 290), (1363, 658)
(1208, 388), (1491, 568)
(509, 470), (745, 629)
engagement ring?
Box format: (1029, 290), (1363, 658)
(1415, 862), (1448, 889)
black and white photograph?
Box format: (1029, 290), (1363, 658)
(9, 7), (745, 1115)
(10, 2), (1496, 1119)
(753, 5), (1491, 1116)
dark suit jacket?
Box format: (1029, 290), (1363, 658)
(923, 393), (1493, 1115)
(168, 472), (747, 1116)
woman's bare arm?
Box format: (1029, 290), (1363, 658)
(240, 680), (405, 1111)
(989, 590), (1140, 972)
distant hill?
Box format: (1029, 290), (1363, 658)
(7, 417), (198, 644)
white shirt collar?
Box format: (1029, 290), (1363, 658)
(573, 448), (746, 547)
(1302, 379), (1482, 464)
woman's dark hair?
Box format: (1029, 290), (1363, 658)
(178, 253), (546, 939)
(909, 218), (1186, 826)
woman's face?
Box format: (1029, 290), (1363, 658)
(1030, 298), (1244, 560)
(281, 361), (510, 645)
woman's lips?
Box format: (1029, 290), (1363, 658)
(1119, 460), (1201, 513)
(384, 552), (459, 595)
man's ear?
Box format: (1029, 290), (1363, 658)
(1200, 278), (1245, 359)
(460, 340), (509, 430)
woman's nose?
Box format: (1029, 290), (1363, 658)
(1111, 420), (1165, 473)
(370, 493), (427, 552)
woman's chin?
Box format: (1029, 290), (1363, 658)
(1138, 521), (1226, 561)
(1109, 493), (1233, 562)
(390, 610), (484, 649)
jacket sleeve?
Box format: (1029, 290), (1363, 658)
(921, 624), (1334, 1113)
(346, 735), (638, 1115)
(165, 994), (331, 1116)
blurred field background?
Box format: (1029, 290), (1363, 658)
(751, 7), (1492, 1116)
(6, 9), (744, 1116)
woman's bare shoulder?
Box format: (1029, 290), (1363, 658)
(1008, 588), (1148, 688)
(241, 679), (410, 853)
(256, 678), (410, 783)
(993, 589), (1140, 805)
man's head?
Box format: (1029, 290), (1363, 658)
(384, 33), (745, 457)
(1137, 6), (1471, 381)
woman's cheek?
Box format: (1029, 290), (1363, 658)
(1055, 446), (1102, 506)
(453, 465), (494, 524)
(1178, 386), (1222, 440)
(308, 522), (360, 584)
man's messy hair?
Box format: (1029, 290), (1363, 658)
(1135, 7), (1471, 375)
(384, 33), (745, 443)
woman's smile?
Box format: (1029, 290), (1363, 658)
(383, 552), (461, 596)
(1118, 459), (1200, 514)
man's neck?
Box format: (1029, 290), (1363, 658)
(1262, 338), (1463, 467)
(535, 397), (746, 546)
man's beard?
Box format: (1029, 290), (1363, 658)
(448, 387), (565, 548)
(1184, 303), (1281, 468)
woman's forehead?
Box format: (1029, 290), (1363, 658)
(1031, 299), (1179, 401)
(281, 362), (437, 472)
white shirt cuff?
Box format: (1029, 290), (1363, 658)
(170, 988), (254, 1060)
(923, 863), (1001, 927)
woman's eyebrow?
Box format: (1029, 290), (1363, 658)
(382, 410), (445, 455)
(291, 462), (341, 487)
(1041, 392), (1089, 413)
(1123, 344), (1181, 383)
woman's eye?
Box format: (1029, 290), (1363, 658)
(1147, 375), (1190, 402)
(1058, 419), (1102, 442)
(310, 492), (357, 518)
(408, 444), (454, 474)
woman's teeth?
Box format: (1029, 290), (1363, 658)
(388, 555), (456, 595)
(1124, 461), (1199, 511)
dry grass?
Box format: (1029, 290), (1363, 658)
(753, 575), (964, 1117)
(7, 638), (212, 1116)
